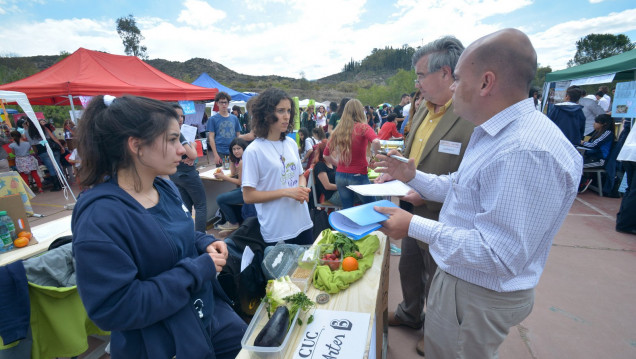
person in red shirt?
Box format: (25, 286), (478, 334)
(324, 99), (381, 208)
(377, 113), (404, 140)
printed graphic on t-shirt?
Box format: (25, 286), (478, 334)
(281, 161), (299, 187)
(217, 119), (236, 139)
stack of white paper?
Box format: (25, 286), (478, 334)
(347, 180), (412, 196)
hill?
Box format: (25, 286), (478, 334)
(0, 53), (362, 102)
(0, 45), (419, 102)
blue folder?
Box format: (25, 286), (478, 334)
(327, 200), (398, 239)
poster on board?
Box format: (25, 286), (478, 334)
(612, 81), (636, 118)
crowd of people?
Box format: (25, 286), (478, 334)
(0, 116), (79, 194)
(2, 26), (633, 359)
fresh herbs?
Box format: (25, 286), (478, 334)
(332, 232), (360, 258)
(283, 292), (315, 326)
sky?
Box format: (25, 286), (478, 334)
(1, 0), (635, 80)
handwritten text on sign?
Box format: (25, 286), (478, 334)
(293, 309), (370, 359)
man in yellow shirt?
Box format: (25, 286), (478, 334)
(379, 36), (474, 356)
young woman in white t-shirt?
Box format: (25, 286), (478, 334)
(241, 88), (313, 245)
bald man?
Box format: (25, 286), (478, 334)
(374, 29), (582, 358)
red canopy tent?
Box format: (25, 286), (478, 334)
(0, 48), (217, 106)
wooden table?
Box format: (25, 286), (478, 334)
(0, 215), (72, 266)
(199, 168), (238, 223)
(236, 231), (390, 359)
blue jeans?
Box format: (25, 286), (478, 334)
(38, 151), (62, 182)
(216, 187), (244, 224)
(335, 172), (376, 209)
(169, 169), (208, 232)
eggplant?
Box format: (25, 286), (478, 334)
(253, 306), (290, 347)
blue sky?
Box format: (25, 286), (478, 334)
(1, 0), (635, 80)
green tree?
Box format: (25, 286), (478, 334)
(567, 33), (634, 67)
(116, 14), (148, 59)
(532, 65), (552, 89)
(357, 69), (415, 105)
(56, 51), (71, 63)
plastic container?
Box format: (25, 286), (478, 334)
(0, 211), (16, 240)
(297, 245), (319, 269)
(0, 222), (13, 252)
(262, 243), (307, 280)
(241, 300), (300, 359)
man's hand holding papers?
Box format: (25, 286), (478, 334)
(369, 149), (419, 239)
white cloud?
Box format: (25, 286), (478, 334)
(242, 0), (288, 12)
(0, 17), (121, 55)
(177, 0), (226, 28)
(531, 8), (636, 70)
(589, 0), (605, 3)
(1, 0), (635, 81)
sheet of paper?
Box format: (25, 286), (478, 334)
(292, 309), (371, 359)
(199, 168), (231, 179)
(180, 124), (197, 143)
(347, 180), (411, 196)
(240, 245), (254, 273)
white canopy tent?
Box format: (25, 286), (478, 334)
(298, 99), (330, 109)
(0, 90), (76, 203)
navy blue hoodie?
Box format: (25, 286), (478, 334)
(548, 102), (586, 146)
(72, 177), (228, 358)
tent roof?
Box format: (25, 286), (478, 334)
(0, 48), (217, 106)
(545, 48), (636, 83)
(192, 73), (252, 102)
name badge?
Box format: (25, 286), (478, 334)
(438, 140), (461, 155)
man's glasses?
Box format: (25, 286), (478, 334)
(217, 101), (229, 105)
(414, 69), (441, 85)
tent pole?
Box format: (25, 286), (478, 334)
(68, 95), (77, 123)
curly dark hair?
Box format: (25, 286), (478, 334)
(250, 88), (295, 140)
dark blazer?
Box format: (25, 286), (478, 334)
(402, 102), (475, 221)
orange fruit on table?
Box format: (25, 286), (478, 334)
(342, 256), (359, 272)
(14, 237), (29, 248)
(18, 231), (32, 239)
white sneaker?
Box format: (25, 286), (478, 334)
(217, 222), (239, 231)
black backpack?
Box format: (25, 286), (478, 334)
(217, 217), (267, 318)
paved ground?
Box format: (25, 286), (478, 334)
(26, 184), (636, 359)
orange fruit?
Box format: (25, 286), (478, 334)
(14, 237), (29, 248)
(18, 231), (32, 239)
(342, 256), (359, 272)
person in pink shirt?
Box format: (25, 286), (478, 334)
(377, 113), (404, 140)
(324, 99), (381, 208)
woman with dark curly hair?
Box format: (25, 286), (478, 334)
(241, 88), (313, 245)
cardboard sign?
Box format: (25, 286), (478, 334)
(292, 309), (370, 359)
(0, 194), (32, 234)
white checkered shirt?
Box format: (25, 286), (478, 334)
(407, 98), (582, 292)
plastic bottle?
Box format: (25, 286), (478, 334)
(0, 211), (16, 240)
(0, 222), (12, 252)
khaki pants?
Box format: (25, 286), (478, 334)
(394, 236), (437, 326)
(424, 269), (534, 359)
